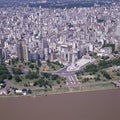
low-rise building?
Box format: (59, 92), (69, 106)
(40, 62), (49, 71)
(15, 89), (23, 95)
(97, 47), (112, 56)
(0, 89), (8, 95)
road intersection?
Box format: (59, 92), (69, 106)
(53, 66), (81, 87)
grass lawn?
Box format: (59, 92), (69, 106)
(48, 61), (64, 71)
(73, 82), (115, 92)
(77, 65), (120, 83)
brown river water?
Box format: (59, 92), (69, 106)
(0, 89), (120, 120)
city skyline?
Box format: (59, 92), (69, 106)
(0, 0), (120, 8)
(0, 0), (120, 99)
(0, 1), (120, 120)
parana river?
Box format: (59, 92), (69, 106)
(0, 89), (120, 120)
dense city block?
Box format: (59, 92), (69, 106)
(0, 1), (120, 96)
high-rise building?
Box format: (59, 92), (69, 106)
(0, 47), (3, 64)
(16, 41), (29, 62)
(22, 45), (29, 61)
(16, 41), (23, 61)
(39, 9), (45, 61)
(44, 48), (49, 60)
(115, 39), (120, 53)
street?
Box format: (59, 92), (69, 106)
(66, 74), (80, 87)
(53, 66), (81, 87)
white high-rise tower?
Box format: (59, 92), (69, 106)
(39, 7), (45, 60)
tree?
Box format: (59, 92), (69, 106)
(0, 77), (4, 83)
(101, 70), (111, 80)
(14, 75), (22, 82)
(0, 64), (11, 83)
(56, 79), (61, 84)
(82, 78), (89, 83)
(117, 72), (120, 76)
(8, 75), (12, 80)
(12, 68), (22, 75)
(101, 56), (109, 60)
(94, 77), (100, 81)
(22, 88), (27, 92)
(51, 75), (59, 81)
(37, 60), (41, 67)
(28, 89), (32, 94)
(47, 59), (51, 66)
(8, 60), (11, 65)
(114, 51), (118, 54)
(29, 64), (34, 70)
(42, 72), (51, 78)
(25, 71), (39, 80)
(35, 66), (39, 74)
(85, 64), (98, 73)
(48, 84), (52, 88)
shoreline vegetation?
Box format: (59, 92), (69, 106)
(0, 57), (120, 98)
(0, 82), (116, 98)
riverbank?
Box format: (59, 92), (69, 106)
(0, 82), (117, 98)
